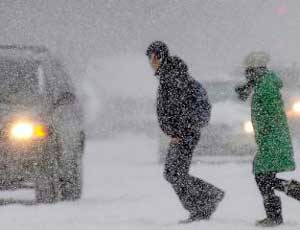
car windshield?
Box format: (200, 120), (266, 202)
(0, 59), (41, 105)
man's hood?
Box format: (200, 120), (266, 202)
(156, 56), (189, 80)
(168, 56), (188, 73)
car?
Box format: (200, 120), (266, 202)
(0, 45), (85, 203)
(82, 54), (158, 139)
(158, 79), (300, 162)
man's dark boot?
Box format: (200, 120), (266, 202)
(179, 190), (225, 224)
(256, 218), (283, 227)
(256, 196), (283, 227)
(205, 189), (225, 217)
(286, 180), (300, 201)
(179, 211), (210, 224)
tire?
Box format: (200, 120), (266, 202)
(59, 159), (82, 201)
(59, 132), (84, 201)
(35, 173), (58, 203)
(35, 142), (60, 203)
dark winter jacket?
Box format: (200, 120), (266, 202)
(156, 56), (211, 138)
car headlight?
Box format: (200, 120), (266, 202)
(292, 102), (300, 113)
(10, 121), (47, 140)
(243, 121), (254, 134)
(11, 122), (34, 139)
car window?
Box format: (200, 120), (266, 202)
(37, 65), (46, 94)
(46, 59), (74, 102)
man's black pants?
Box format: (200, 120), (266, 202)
(255, 173), (287, 220)
(164, 133), (223, 216)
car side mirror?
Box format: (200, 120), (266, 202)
(53, 92), (76, 109)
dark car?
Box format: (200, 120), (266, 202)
(0, 45), (85, 203)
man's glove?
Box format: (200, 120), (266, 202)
(235, 83), (251, 101)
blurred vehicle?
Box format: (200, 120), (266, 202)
(0, 45), (85, 203)
(82, 54), (158, 139)
(158, 80), (300, 162)
(93, 96), (157, 139)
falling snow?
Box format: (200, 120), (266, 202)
(0, 1), (299, 230)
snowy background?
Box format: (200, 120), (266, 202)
(1, 0), (300, 229)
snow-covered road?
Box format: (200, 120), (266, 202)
(1, 134), (300, 230)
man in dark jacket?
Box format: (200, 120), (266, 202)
(146, 41), (225, 223)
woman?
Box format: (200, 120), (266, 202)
(235, 51), (300, 227)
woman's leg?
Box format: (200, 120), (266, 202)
(255, 173), (283, 224)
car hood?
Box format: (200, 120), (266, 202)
(0, 103), (47, 128)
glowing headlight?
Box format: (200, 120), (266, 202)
(34, 124), (48, 138)
(11, 122), (34, 140)
(243, 121), (254, 134)
(10, 121), (48, 140)
(292, 102), (300, 113)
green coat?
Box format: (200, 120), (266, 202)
(251, 71), (295, 175)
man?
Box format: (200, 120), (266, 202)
(235, 51), (300, 227)
(146, 41), (225, 223)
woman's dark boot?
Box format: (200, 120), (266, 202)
(286, 180), (300, 201)
(256, 196), (283, 227)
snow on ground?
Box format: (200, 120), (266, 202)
(0, 134), (300, 230)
